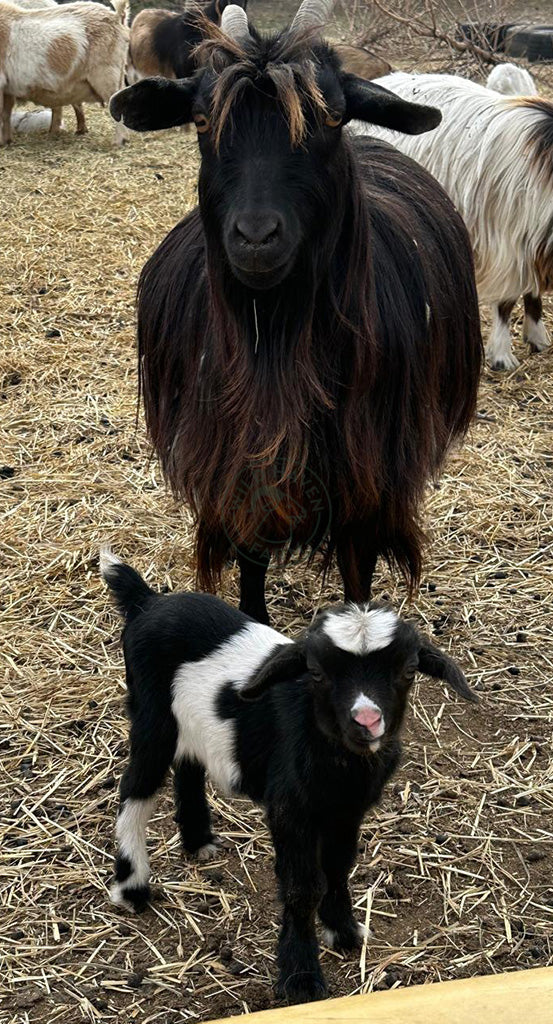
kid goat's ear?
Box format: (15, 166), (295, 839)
(239, 643), (307, 702)
(417, 637), (478, 703)
(110, 77), (196, 132)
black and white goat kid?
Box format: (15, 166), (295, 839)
(102, 551), (477, 1004)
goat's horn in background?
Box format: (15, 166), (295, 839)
(220, 4), (252, 43)
(291, 0), (336, 32)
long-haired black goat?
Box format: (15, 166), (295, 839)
(111, 0), (483, 624)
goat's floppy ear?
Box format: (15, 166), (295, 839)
(342, 75), (441, 135)
(240, 643), (307, 702)
(110, 77), (196, 132)
(417, 638), (478, 703)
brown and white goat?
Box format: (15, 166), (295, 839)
(0, 0), (129, 145)
(11, 0), (86, 135)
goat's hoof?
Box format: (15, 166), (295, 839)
(321, 921), (368, 952)
(488, 353), (520, 371)
(275, 971), (328, 1005)
(110, 879), (150, 913)
(196, 841), (221, 862)
(527, 337), (551, 353)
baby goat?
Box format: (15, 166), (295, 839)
(101, 551), (477, 1004)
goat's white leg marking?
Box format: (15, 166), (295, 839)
(322, 922), (370, 948)
(486, 306), (519, 370)
(110, 796), (157, 909)
(113, 120), (130, 147)
(524, 315), (550, 352)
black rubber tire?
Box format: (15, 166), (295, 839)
(505, 27), (553, 62)
(456, 22), (516, 52)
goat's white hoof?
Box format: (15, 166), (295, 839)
(524, 320), (550, 353)
(321, 921), (370, 950)
(487, 349), (520, 371)
(110, 879), (150, 913)
(196, 841), (220, 862)
(110, 881), (137, 912)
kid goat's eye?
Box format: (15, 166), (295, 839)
(325, 112), (342, 128)
(194, 114), (210, 133)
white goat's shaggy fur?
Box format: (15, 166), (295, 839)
(486, 63), (537, 96)
(353, 71), (553, 369)
(0, 0), (129, 145)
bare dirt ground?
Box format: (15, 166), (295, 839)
(1, 16), (553, 1024)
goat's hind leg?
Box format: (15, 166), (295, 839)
(1, 92), (14, 146)
(319, 821), (365, 952)
(112, 716), (177, 912)
(173, 758), (218, 861)
(523, 293), (550, 353)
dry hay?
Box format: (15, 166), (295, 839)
(1, 95), (552, 1024)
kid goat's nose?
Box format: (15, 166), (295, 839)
(352, 707), (382, 735)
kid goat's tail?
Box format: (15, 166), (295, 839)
(100, 548), (154, 622)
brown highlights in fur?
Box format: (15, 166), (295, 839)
(47, 34), (78, 75)
(507, 96), (553, 186)
(195, 21), (327, 149)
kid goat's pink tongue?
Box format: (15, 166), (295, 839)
(353, 707), (382, 734)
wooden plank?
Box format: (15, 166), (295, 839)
(210, 966), (553, 1024)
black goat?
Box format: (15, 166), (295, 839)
(111, 0), (482, 625)
(102, 550), (477, 1004)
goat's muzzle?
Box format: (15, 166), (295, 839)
(224, 210), (297, 289)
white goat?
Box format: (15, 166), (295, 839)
(354, 71), (552, 370)
(0, 0), (129, 145)
(486, 62), (537, 97)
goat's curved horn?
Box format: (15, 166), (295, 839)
(220, 4), (252, 43)
(291, 0), (336, 32)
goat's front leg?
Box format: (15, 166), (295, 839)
(268, 804), (327, 1004)
(319, 820), (365, 952)
(336, 525), (377, 603)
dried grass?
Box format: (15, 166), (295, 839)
(1, 82), (552, 1024)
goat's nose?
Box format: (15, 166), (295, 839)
(353, 707), (382, 735)
(235, 213), (281, 246)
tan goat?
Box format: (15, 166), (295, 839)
(0, 0), (129, 145)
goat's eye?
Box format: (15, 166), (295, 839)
(325, 112), (342, 129)
(194, 114), (210, 134)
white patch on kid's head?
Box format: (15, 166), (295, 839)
(322, 606), (397, 655)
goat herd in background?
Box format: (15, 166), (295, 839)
(4, 0), (552, 1007)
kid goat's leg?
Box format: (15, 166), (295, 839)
(319, 819), (365, 951)
(111, 715), (177, 912)
(269, 804), (327, 1004)
(173, 758), (218, 861)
